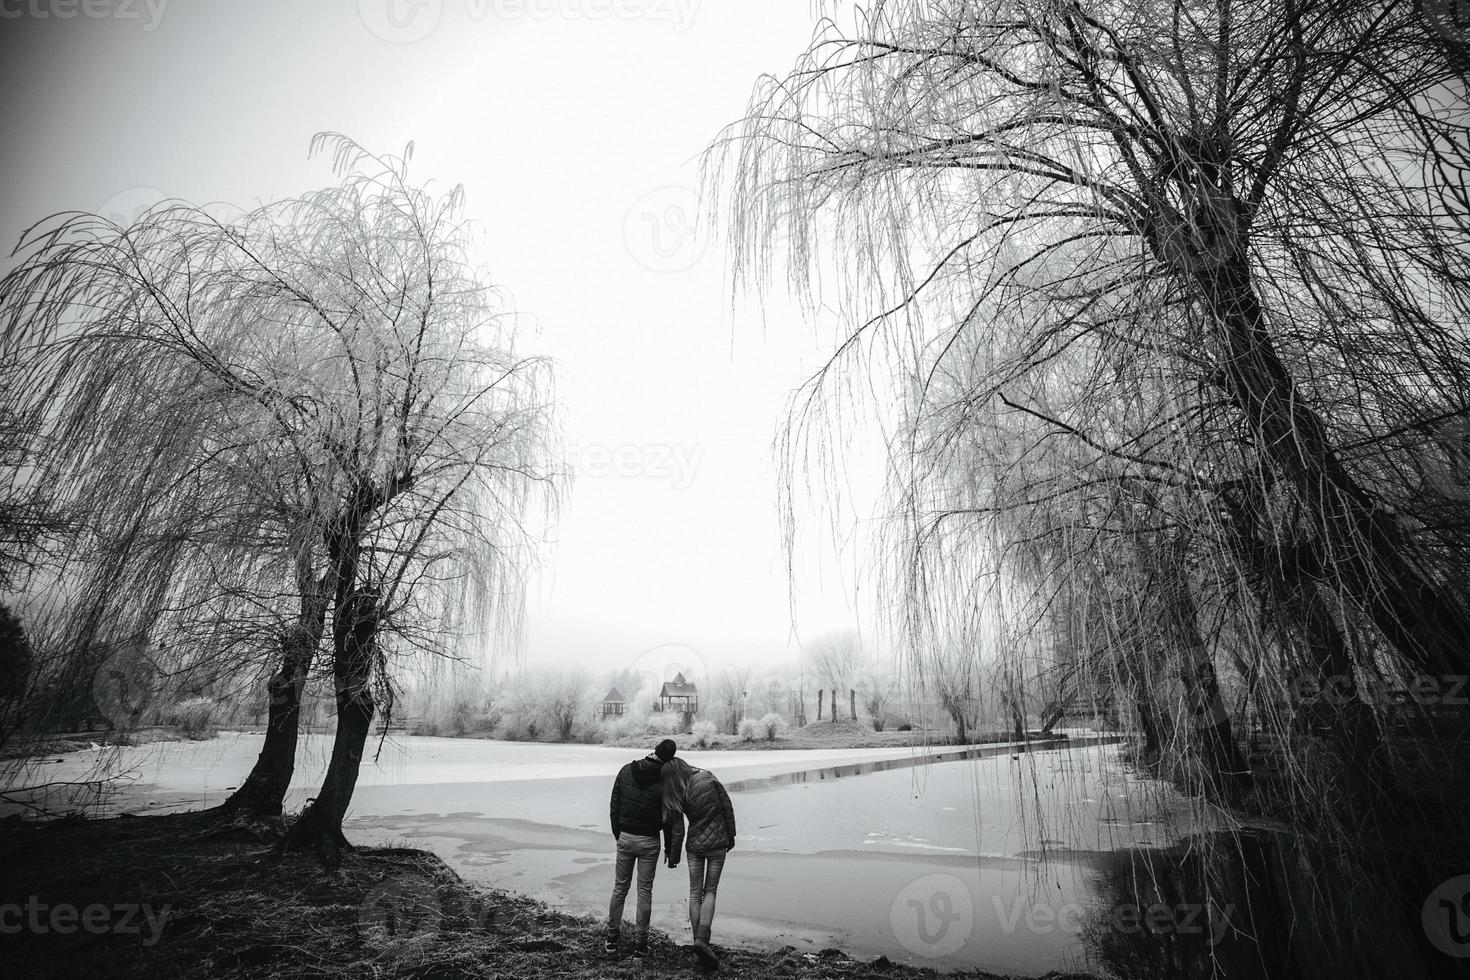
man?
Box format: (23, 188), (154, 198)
(606, 738), (677, 957)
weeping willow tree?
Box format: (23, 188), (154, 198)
(0, 136), (560, 849)
(716, 0), (1470, 974)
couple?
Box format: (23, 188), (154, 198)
(607, 737), (736, 968)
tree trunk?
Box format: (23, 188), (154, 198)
(1135, 692), (1162, 764)
(817, 689), (824, 720)
(284, 590), (378, 867)
(1135, 525), (1249, 798)
(1224, 494), (1393, 803)
(221, 559), (331, 818)
(1039, 697), (1066, 736)
(220, 625), (314, 817)
(944, 695), (969, 743)
(849, 688), (856, 721)
(1201, 258), (1470, 681)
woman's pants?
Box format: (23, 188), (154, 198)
(686, 848), (728, 943)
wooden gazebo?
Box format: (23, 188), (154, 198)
(655, 672), (699, 717)
(600, 688), (628, 719)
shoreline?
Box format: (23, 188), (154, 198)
(5, 721), (1113, 761)
(0, 807), (1110, 980)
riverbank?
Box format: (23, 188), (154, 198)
(7, 721), (1030, 762)
(8, 719), (1101, 762)
(0, 726), (216, 761)
(1, 808), (1108, 980)
(596, 720), (1089, 752)
(596, 719), (943, 751)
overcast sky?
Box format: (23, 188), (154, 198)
(0, 0), (888, 680)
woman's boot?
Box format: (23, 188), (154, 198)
(692, 926), (719, 971)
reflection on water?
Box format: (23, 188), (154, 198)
(723, 734), (1124, 793)
(1087, 830), (1454, 980)
(721, 742), (1460, 979)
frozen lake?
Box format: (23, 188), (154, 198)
(4, 732), (1210, 976)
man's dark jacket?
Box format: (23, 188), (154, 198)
(609, 754), (665, 839)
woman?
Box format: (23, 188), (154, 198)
(661, 754), (737, 968)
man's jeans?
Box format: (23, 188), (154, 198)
(687, 848), (727, 943)
(608, 832), (660, 942)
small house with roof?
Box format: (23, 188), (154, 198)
(600, 687), (628, 719)
(655, 672), (699, 717)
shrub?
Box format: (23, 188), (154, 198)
(167, 697), (217, 734)
(689, 720), (718, 748)
(595, 715), (630, 741)
(571, 724), (602, 744)
(758, 712), (786, 741)
(600, 713), (671, 741)
(0, 603), (33, 701)
(736, 717), (762, 742)
(495, 716), (542, 741)
(448, 698), (476, 735)
(897, 722), (913, 732)
(647, 712), (685, 736)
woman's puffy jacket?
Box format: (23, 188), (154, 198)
(666, 768), (736, 856)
